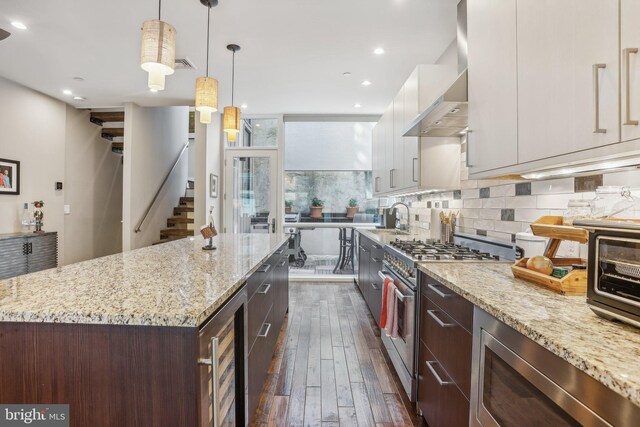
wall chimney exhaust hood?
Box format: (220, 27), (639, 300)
(402, 70), (467, 138)
(403, 0), (468, 138)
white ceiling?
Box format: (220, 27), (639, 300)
(0, 0), (456, 115)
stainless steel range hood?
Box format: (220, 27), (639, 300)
(403, 0), (468, 138)
(402, 70), (467, 137)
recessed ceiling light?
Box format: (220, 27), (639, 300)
(62, 89), (72, 96)
(343, 72), (352, 77)
(73, 96), (86, 101)
(241, 104), (248, 109)
(354, 103), (362, 108)
(149, 88), (158, 93)
(373, 48), (385, 55)
(72, 77), (85, 82)
(11, 22), (27, 30)
(361, 80), (372, 86)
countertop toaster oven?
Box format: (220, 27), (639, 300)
(574, 220), (640, 328)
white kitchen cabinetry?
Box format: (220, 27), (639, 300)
(622, 0), (640, 142)
(403, 68), (420, 188)
(372, 64), (460, 195)
(393, 88), (406, 190)
(517, 0), (619, 164)
(372, 123), (383, 195)
(467, 0), (518, 175)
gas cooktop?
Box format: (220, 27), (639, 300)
(388, 238), (502, 262)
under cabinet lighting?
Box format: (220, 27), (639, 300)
(521, 156), (640, 180)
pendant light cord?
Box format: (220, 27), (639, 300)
(158, 0), (162, 20)
(206, 6), (211, 77)
(231, 49), (236, 105)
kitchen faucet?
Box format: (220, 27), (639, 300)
(390, 202), (410, 231)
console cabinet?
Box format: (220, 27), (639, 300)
(0, 232), (58, 280)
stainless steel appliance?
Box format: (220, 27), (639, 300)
(575, 219), (640, 328)
(379, 233), (514, 401)
(470, 307), (640, 426)
(198, 287), (247, 426)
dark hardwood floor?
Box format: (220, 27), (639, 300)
(250, 282), (427, 427)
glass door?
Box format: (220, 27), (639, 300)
(224, 149), (279, 234)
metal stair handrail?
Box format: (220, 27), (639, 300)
(134, 142), (190, 233)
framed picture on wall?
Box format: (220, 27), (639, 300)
(210, 173), (218, 198)
(0, 158), (20, 195)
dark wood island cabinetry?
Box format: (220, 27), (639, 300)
(0, 235), (289, 427)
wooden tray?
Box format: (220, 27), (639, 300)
(512, 257), (588, 296)
(529, 216), (589, 244)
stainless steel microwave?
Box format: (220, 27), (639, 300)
(574, 220), (640, 328)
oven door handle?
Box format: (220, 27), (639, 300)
(394, 288), (414, 302)
(378, 270), (393, 281)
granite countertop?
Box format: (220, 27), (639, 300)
(0, 233), (289, 328)
(357, 228), (428, 245)
(418, 262), (640, 407)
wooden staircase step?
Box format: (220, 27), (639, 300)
(167, 216), (194, 224)
(112, 142), (124, 155)
(160, 228), (194, 238)
(180, 197), (194, 204)
(174, 206), (194, 215)
(90, 111), (125, 125)
(101, 128), (124, 140)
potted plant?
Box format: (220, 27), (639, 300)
(285, 200), (293, 214)
(346, 198), (359, 219)
(309, 197), (324, 219)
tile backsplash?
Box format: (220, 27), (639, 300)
(382, 148), (640, 246)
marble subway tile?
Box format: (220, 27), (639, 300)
(536, 193), (576, 209)
(462, 188), (480, 199)
(478, 208), (501, 220)
(491, 184), (516, 197)
(464, 198), (483, 208)
(515, 208), (550, 222)
(531, 177), (575, 195)
(482, 197), (506, 208)
(505, 195), (537, 209)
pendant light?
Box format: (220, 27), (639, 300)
(223, 44), (241, 136)
(140, 0), (176, 91)
(195, 0), (219, 124)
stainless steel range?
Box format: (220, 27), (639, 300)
(379, 232), (515, 402)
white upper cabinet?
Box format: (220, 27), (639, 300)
(403, 68), (420, 188)
(622, 0), (640, 142)
(383, 104), (395, 193)
(392, 88), (406, 190)
(372, 123), (382, 195)
(517, 0), (619, 163)
(467, 0), (518, 175)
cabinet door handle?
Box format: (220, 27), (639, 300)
(593, 63), (607, 134)
(257, 323), (272, 338)
(198, 336), (220, 426)
(375, 177), (380, 193)
(360, 246), (369, 254)
(412, 157), (418, 183)
(372, 244), (382, 250)
(371, 257), (382, 263)
(279, 260), (287, 267)
(426, 361), (453, 386)
(427, 309), (455, 328)
(371, 283), (379, 291)
(625, 48), (639, 126)
(465, 131), (474, 167)
(28, 242), (33, 254)
(427, 283), (452, 299)
(389, 170), (394, 188)
(256, 264), (271, 274)
(257, 283), (272, 295)
(22, 242), (27, 255)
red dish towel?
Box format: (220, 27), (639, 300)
(380, 278), (393, 328)
(382, 279), (399, 339)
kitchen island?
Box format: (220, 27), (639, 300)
(417, 262), (640, 426)
(0, 233), (290, 426)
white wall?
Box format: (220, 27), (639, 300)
(284, 122), (374, 171)
(436, 39), (458, 67)
(64, 106), (123, 264)
(0, 77), (66, 262)
(194, 111), (223, 234)
(122, 104), (189, 250)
